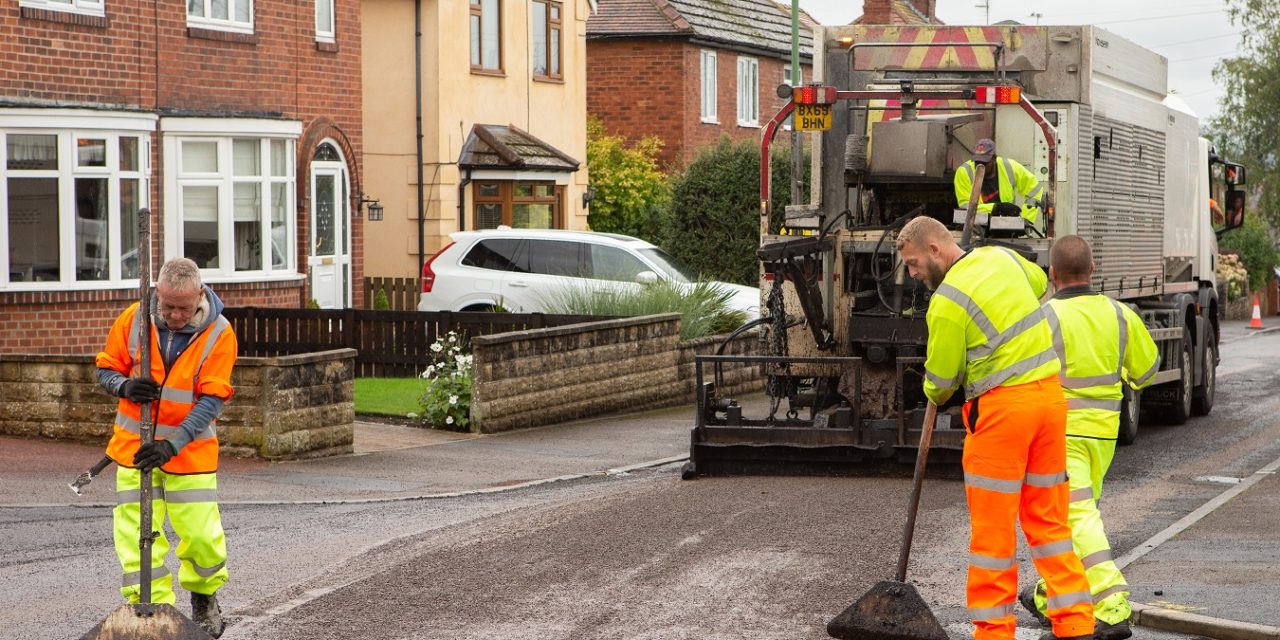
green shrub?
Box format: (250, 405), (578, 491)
(418, 331), (472, 431)
(541, 280), (748, 340)
(1219, 215), (1279, 291)
(659, 136), (808, 286)
(373, 287), (391, 310)
(585, 118), (670, 239)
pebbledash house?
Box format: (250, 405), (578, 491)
(0, 0), (364, 355)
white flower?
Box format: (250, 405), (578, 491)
(423, 365), (435, 378)
(449, 395), (458, 405)
(430, 342), (443, 353)
(455, 354), (467, 367)
(446, 415), (454, 425)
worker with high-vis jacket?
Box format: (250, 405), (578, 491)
(95, 257), (237, 638)
(954, 138), (1045, 229)
(1020, 236), (1159, 640)
(896, 216), (1094, 640)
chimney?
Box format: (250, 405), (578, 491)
(861, 0), (892, 25)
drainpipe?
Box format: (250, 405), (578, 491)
(458, 168), (472, 230)
(415, 0), (425, 273)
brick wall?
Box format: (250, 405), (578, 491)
(470, 314), (762, 433)
(0, 349), (355, 459)
(587, 39), (809, 169)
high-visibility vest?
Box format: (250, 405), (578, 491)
(954, 157), (1045, 225)
(98, 302), (237, 474)
(1043, 292), (1161, 439)
(923, 246), (1060, 405)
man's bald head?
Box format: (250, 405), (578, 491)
(1049, 235), (1094, 286)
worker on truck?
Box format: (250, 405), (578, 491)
(954, 138), (1046, 231)
(895, 216), (1094, 640)
(1020, 236), (1160, 640)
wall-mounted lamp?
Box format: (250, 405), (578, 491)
(360, 195), (384, 221)
(582, 185), (596, 209)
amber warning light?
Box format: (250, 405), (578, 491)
(792, 84), (838, 105)
(974, 85), (1022, 104)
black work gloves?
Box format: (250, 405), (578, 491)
(121, 378), (161, 403)
(134, 441), (177, 472)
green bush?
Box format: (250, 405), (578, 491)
(659, 136), (808, 286)
(585, 118), (670, 239)
(418, 331), (472, 431)
(1219, 215), (1279, 291)
(373, 287), (391, 310)
(541, 280), (748, 340)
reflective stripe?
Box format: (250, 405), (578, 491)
(1029, 538), (1075, 559)
(190, 560), (226, 578)
(1024, 470), (1068, 487)
(1093, 584), (1129, 603)
(965, 472), (1022, 494)
(926, 368), (961, 391)
(160, 387), (195, 404)
(192, 316), (231, 397)
(1068, 398), (1122, 411)
(116, 487), (166, 504)
(1133, 358), (1160, 387)
(165, 488), (219, 504)
(1027, 182), (1044, 201)
(1046, 590), (1094, 610)
(1079, 549), (1114, 569)
(123, 565), (171, 587)
(998, 248), (1037, 293)
(965, 345), (1059, 399)
(1044, 304), (1066, 366)
(1062, 373), (1121, 389)
(968, 306), (1045, 360)
(934, 284), (999, 340)
(1112, 300), (1129, 371)
(1069, 487), (1094, 502)
(968, 602), (1016, 621)
(961, 162), (975, 182)
(1001, 157), (1020, 206)
(969, 552), (1016, 571)
(115, 413), (217, 441)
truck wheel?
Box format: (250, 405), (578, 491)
(1118, 385), (1141, 445)
(1161, 326), (1194, 425)
(1191, 330), (1216, 416)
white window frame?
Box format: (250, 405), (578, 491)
(700, 49), (718, 124)
(315, 0), (335, 42)
(783, 64), (801, 130)
(18, 0), (104, 18)
(737, 56), (759, 128)
(187, 0), (255, 34)
(161, 118), (302, 283)
(0, 110), (156, 291)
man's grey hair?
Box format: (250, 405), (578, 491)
(157, 257), (203, 291)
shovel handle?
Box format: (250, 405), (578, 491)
(960, 163), (986, 249)
(895, 401), (938, 583)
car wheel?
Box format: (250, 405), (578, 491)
(1192, 329), (1216, 416)
(1118, 385), (1140, 446)
(1159, 326), (1194, 425)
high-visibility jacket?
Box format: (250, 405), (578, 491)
(1043, 287), (1161, 439)
(96, 302), (237, 474)
(923, 246), (1060, 405)
(954, 157), (1045, 226)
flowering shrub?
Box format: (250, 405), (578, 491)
(1217, 252), (1248, 301)
(418, 331), (472, 431)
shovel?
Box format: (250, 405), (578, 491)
(827, 401), (948, 640)
(81, 210), (212, 640)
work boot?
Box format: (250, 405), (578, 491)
(1019, 585), (1051, 628)
(191, 592), (225, 638)
(1095, 619), (1133, 640)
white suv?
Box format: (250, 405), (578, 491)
(417, 229), (761, 318)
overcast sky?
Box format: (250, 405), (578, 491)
(795, 0), (1240, 123)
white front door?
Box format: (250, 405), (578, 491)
(309, 165), (349, 308)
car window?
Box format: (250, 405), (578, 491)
(587, 245), (651, 282)
(461, 239), (524, 272)
(525, 240), (584, 277)
(638, 248), (695, 283)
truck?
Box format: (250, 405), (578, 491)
(684, 24), (1248, 477)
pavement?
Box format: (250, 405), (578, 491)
(3, 317), (1280, 638)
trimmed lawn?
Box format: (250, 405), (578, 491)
(354, 377), (423, 417)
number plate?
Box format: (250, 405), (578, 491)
(794, 104), (832, 131)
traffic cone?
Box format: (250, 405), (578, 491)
(1249, 295), (1264, 329)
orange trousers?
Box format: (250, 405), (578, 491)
(961, 376), (1094, 640)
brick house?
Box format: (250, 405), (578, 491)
(0, 0), (362, 354)
(586, 0), (815, 169)
(854, 0), (938, 25)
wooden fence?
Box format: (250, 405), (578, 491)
(223, 307), (609, 377)
(363, 277), (419, 310)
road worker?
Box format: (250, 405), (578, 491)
(896, 216), (1094, 640)
(954, 138), (1046, 231)
(1019, 236), (1159, 640)
(95, 257), (238, 638)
